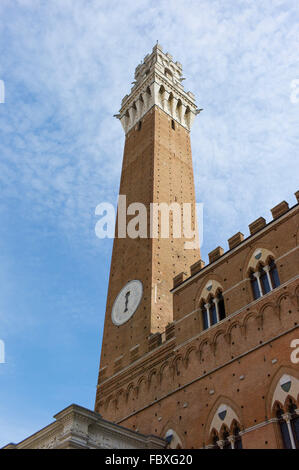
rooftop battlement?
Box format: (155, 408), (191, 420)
(173, 190), (299, 290)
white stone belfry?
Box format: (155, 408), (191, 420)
(115, 44), (201, 134)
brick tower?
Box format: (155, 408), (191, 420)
(96, 44), (201, 410)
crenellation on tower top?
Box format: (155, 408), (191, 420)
(116, 44), (200, 134)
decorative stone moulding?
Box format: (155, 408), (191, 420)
(115, 44), (201, 134)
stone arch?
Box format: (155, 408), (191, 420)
(136, 376), (147, 397)
(211, 329), (226, 351)
(198, 338), (210, 362)
(243, 310), (260, 344)
(184, 346), (196, 368)
(165, 429), (183, 449)
(159, 361), (173, 384)
(172, 355), (183, 376)
(227, 320), (241, 339)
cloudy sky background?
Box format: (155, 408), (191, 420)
(0, 0), (298, 446)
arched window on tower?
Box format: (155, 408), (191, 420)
(250, 269), (261, 300)
(276, 404), (293, 449)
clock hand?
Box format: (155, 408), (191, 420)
(124, 291), (131, 313)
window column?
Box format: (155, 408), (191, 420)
(282, 413), (296, 449)
(216, 439), (225, 449)
(204, 303), (211, 328)
(253, 271), (263, 297)
(263, 265), (273, 291)
(228, 435), (235, 449)
(213, 297), (220, 323)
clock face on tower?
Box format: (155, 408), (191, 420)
(111, 280), (143, 326)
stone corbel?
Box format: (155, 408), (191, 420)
(187, 109), (196, 129)
(176, 103), (186, 124)
(141, 89), (151, 109)
(135, 98), (144, 121)
(120, 115), (129, 133)
(128, 106), (136, 127)
(151, 82), (160, 107)
(161, 89), (170, 112)
(168, 95), (177, 116)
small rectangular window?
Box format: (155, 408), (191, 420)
(171, 119), (175, 130)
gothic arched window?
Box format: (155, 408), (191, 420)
(250, 259), (280, 301)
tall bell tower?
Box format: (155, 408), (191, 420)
(96, 44), (201, 405)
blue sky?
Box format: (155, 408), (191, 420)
(0, 0), (298, 446)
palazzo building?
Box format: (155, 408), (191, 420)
(4, 44), (299, 449)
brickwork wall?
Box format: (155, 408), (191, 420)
(98, 107), (200, 383)
(95, 204), (299, 448)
